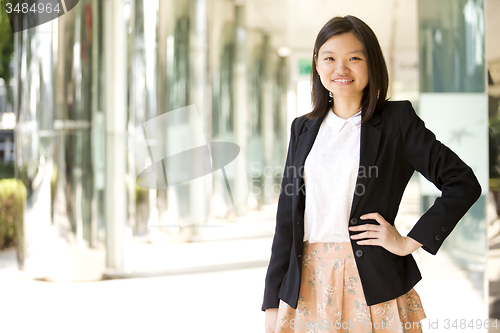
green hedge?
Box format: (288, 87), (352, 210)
(0, 179), (26, 250)
(0, 161), (15, 179)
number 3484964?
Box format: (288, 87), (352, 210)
(6, 2), (62, 14)
(443, 319), (498, 330)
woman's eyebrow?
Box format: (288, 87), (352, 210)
(319, 50), (365, 55)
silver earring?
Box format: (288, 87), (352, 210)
(377, 90), (380, 99)
(329, 91), (333, 102)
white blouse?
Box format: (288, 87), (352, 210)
(303, 108), (362, 243)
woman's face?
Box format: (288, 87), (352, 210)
(315, 32), (369, 102)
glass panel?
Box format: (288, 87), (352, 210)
(210, 0), (235, 215)
(419, 0), (485, 92)
(248, 34), (264, 205)
(14, 0), (105, 280)
(272, 56), (288, 191)
(418, 0), (488, 320)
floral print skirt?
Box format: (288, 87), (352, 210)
(275, 241), (426, 333)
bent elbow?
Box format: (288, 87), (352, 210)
(473, 179), (482, 202)
(467, 168), (482, 204)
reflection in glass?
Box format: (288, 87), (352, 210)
(418, 0), (487, 318)
(14, 0), (105, 280)
(272, 56), (288, 189)
(419, 0), (485, 93)
(212, 22), (235, 141)
(488, 65), (500, 319)
(248, 40), (265, 205)
(211, 7), (235, 216)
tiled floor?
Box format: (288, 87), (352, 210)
(1, 181), (498, 333)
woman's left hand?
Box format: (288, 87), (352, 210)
(348, 212), (423, 256)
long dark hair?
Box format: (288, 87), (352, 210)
(307, 15), (388, 124)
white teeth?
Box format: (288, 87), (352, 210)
(334, 79), (354, 82)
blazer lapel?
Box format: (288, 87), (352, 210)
(350, 111), (381, 216)
(292, 110), (382, 220)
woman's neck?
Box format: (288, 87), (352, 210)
(332, 96), (362, 119)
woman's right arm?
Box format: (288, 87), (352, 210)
(265, 308), (279, 333)
(262, 118), (299, 313)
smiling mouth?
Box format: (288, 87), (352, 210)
(333, 78), (354, 82)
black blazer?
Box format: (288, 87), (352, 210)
(261, 100), (481, 311)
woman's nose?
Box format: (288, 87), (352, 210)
(335, 61), (349, 73)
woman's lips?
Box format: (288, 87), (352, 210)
(332, 78), (354, 85)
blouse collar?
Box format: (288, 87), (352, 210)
(324, 108), (362, 132)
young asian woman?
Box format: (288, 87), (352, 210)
(263, 15), (481, 333)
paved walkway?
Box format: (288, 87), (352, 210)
(0, 181), (498, 332)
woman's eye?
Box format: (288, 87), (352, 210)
(350, 57), (361, 60)
(325, 57), (334, 61)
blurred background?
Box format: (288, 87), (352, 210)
(0, 0), (499, 332)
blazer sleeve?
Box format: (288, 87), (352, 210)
(399, 101), (482, 255)
(261, 118), (298, 311)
